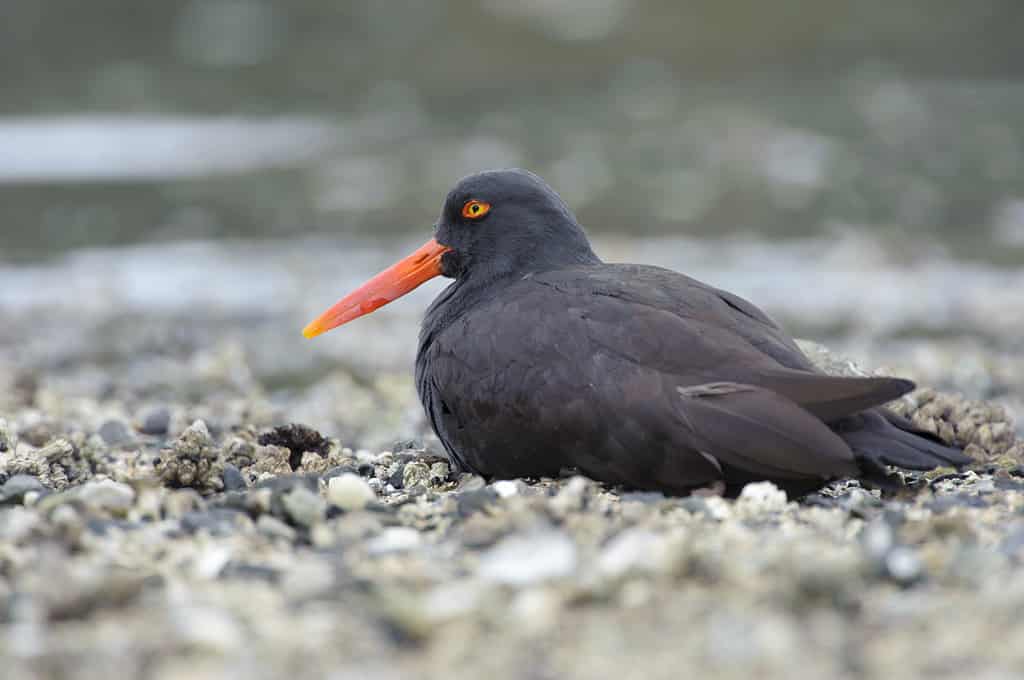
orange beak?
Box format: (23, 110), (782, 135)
(303, 238), (451, 339)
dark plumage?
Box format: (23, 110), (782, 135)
(306, 168), (970, 496)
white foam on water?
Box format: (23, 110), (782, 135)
(0, 116), (339, 183)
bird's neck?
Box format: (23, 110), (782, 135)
(419, 242), (601, 350)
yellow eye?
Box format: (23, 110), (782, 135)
(461, 200), (491, 219)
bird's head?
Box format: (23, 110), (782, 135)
(303, 168), (596, 339)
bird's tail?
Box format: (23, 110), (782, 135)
(835, 408), (972, 479)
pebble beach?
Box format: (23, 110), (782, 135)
(2, 236), (1023, 680)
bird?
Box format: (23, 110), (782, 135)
(303, 168), (970, 496)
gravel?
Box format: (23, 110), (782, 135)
(1, 307), (1023, 679)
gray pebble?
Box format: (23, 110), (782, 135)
(76, 479), (136, 514)
(281, 485), (326, 528)
(388, 463), (407, 489)
(98, 419), (132, 446)
(139, 408), (171, 436)
(257, 514), (298, 542)
(221, 464), (247, 492)
(456, 488), (499, 518)
(181, 508), (247, 536)
(0, 475), (46, 505)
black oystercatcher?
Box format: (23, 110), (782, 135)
(304, 169), (969, 495)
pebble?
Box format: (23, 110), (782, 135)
(0, 475), (46, 505)
(490, 480), (521, 498)
(257, 514), (298, 542)
(366, 527), (423, 555)
(884, 546), (925, 586)
(402, 461), (432, 490)
(327, 473), (376, 511)
(736, 481), (789, 514)
(477, 529), (578, 586)
(840, 487), (883, 517)
(138, 407), (171, 436)
(180, 509), (247, 536)
(598, 529), (671, 578)
(98, 419), (132, 446)
(456, 488), (499, 518)
(861, 519), (896, 560)
(0, 506), (41, 542)
(281, 485), (326, 527)
(221, 464), (247, 491)
(75, 479), (136, 514)
(0, 329), (1022, 678)
(171, 605), (244, 653)
(550, 475), (592, 513)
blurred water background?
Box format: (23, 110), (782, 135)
(1, 0), (1023, 417)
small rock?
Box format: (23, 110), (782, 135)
(884, 546), (925, 586)
(840, 487), (883, 517)
(598, 529), (672, 578)
(550, 475), (592, 513)
(139, 408), (171, 436)
(257, 514), (298, 542)
(402, 461), (431, 490)
(861, 518), (895, 560)
(98, 419), (132, 446)
(76, 479), (136, 514)
(163, 489), (205, 518)
(0, 506), (41, 542)
(255, 474), (319, 495)
(171, 605), (244, 653)
(456, 488), (499, 518)
(327, 473), (376, 511)
(221, 464), (247, 491)
(281, 485), (326, 527)
(736, 481), (788, 514)
(491, 480), (521, 498)
(429, 461), (451, 485)
(281, 560), (337, 600)
(388, 463), (407, 489)
(456, 474), (486, 492)
(180, 508), (247, 536)
(0, 475), (46, 505)
(477, 529), (577, 586)
(678, 496), (709, 515)
(366, 527), (423, 555)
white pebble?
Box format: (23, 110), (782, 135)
(737, 481), (788, 513)
(477, 529), (577, 586)
(490, 480), (520, 498)
(598, 529), (669, 578)
(327, 473), (376, 511)
(366, 527), (422, 555)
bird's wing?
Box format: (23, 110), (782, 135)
(673, 382), (859, 479)
(422, 274), (911, 490)
(536, 263), (819, 371)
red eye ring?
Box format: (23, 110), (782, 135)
(461, 200), (491, 219)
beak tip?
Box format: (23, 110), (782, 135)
(302, 323), (321, 339)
